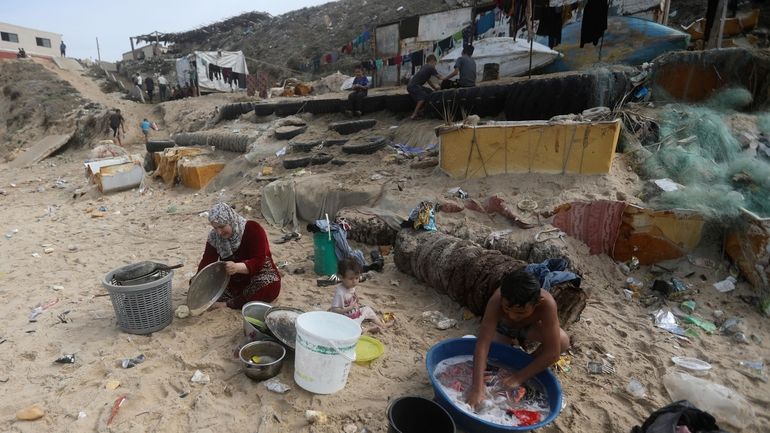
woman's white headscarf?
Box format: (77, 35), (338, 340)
(207, 203), (247, 258)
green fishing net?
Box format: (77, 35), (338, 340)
(641, 88), (770, 220)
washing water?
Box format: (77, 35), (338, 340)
(294, 311), (361, 394)
(434, 355), (550, 427)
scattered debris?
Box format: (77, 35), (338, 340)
(106, 396), (126, 427)
(422, 311), (457, 330)
(175, 305), (190, 319)
(16, 405), (45, 421)
(121, 354), (146, 369)
(54, 354), (75, 364)
(191, 370), (210, 384)
(264, 378), (291, 393)
(106, 380), (121, 390)
(713, 276), (737, 293)
(305, 410), (328, 424)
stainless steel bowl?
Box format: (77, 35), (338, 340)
(241, 301), (273, 342)
(239, 341), (286, 381)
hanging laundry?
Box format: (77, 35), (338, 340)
(580, 0), (609, 48)
(324, 53), (333, 63)
(375, 59), (384, 69)
(475, 11), (496, 36)
(535, 6), (563, 48)
(411, 50), (424, 74)
(361, 30), (371, 42)
(402, 53), (412, 63)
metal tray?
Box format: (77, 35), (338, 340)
(187, 262), (230, 315)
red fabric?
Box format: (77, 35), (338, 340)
(552, 200), (626, 255)
(198, 220), (281, 308)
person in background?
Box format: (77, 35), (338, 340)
(467, 269), (570, 409)
(133, 73), (145, 103)
(346, 66), (369, 117)
(60, 40), (66, 57)
(109, 109), (126, 146)
(140, 118), (152, 144)
(197, 203), (281, 309)
(407, 54), (444, 120)
(157, 74), (168, 101)
(443, 45), (477, 88)
(144, 75), (155, 103)
(16, 48), (27, 58)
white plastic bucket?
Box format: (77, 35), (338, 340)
(294, 311), (362, 394)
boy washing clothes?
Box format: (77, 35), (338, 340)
(467, 269), (570, 409)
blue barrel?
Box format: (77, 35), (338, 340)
(313, 232), (338, 276)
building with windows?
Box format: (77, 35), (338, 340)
(0, 22), (63, 58)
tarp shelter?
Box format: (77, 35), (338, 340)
(175, 50), (248, 93)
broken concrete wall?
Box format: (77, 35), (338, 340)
(651, 48), (770, 107)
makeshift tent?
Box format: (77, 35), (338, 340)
(175, 50), (248, 93)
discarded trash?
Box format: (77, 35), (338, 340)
(682, 316), (716, 334)
(680, 300), (696, 313)
(106, 396), (126, 427)
(653, 308), (687, 336)
(43, 247), (54, 254)
(54, 354), (75, 364)
(738, 360), (764, 371)
(28, 298), (59, 322)
(382, 312), (396, 323)
(167, 205), (177, 214)
(16, 405), (45, 421)
(618, 263), (631, 275)
(587, 361), (614, 374)
(627, 256), (640, 271)
(622, 289), (634, 301)
(305, 410), (328, 424)
(191, 369), (210, 384)
(712, 309), (724, 320)
(198, 211), (209, 218)
(626, 277), (644, 292)
(50, 285), (63, 291)
(422, 310), (456, 330)
(719, 317), (744, 335)
(653, 178), (681, 192)
(31, 253), (41, 258)
(670, 278), (687, 292)
(671, 356), (712, 372)
(734, 332), (750, 344)
(688, 255), (716, 269)
(121, 354), (146, 369)
(344, 423), (358, 433)
(446, 187), (469, 199)
(370, 173), (384, 181)
(276, 146), (287, 157)
(264, 378), (291, 393)
(713, 276), (737, 293)
(105, 379), (121, 390)
(554, 355), (572, 373)
(663, 371), (753, 430)
(175, 305), (190, 319)
(626, 378), (646, 398)
(77, 411), (87, 420)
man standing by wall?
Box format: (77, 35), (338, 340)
(144, 75), (155, 103)
(157, 74), (168, 101)
(60, 40), (66, 57)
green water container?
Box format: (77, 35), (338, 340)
(313, 232), (338, 276)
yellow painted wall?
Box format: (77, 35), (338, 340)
(438, 120), (621, 178)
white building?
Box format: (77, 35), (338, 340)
(0, 22), (63, 58)
(122, 44), (167, 61)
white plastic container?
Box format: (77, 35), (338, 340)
(294, 311), (361, 394)
(663, 371), (754, 431)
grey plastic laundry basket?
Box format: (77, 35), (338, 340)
(103, 265), (174, 334)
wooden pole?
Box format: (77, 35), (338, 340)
(129, 37), (136, 60)
(706, 0), (728, 49)
(527, 0), (534, 79)
(96, 37), (101, 62)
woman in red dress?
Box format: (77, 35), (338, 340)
(197, 203), (281, 309)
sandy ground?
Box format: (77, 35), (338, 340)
(0, 63), (768, 433)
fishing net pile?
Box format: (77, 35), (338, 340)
(628, 88), (770, 221)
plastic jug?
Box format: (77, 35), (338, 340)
(662, 371), (754, 431)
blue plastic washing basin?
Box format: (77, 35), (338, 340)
(425, 338), (563, 432)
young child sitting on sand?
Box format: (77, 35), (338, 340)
(467, 269), (570, 409)
(330, 258), (392, 332)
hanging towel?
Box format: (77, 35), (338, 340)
(375, 59), (384, 69)
(475, 11), (496, 35)
(536, 6), (563, 48)
(580, 0), (609, 48)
